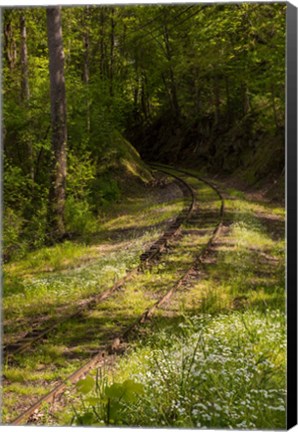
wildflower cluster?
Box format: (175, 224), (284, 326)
(116, 310), (286, 429)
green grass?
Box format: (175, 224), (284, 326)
(3, 180), (185, 341)
(66, 171), (285, 429)
(2, 172), (217, 425)
(2, 174), (191, 423)
(67, 310), (285, 429)
(2, 169), (285, 429)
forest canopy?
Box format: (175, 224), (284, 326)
(3, 3), (285, 259)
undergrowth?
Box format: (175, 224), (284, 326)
(70, 310), (285, 429)
(66, 176), (285, 430)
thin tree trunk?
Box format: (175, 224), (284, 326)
(4, 17), (17, 72)
(109, 8), (115, 97)
(163, 21), (179, 118)
(193, 68), (201, 115)
(141, 73), (148, 120)
(225, 77), (231, 124)
(20, 12), (34, 180)
(46, 6), (67, 240)
(82, 6), (90, 134)
(83, 31), (89, 84)
(99, 8), (106, 78)
(20, 13), (30, 101)
(134, 78), (139, 108)
(271, 83), (279, 130)
(242, 82), (250, 115)
(214, 77), (220, 125)
(161, 72), (173, 109)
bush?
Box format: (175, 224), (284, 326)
(66, 152), (96, 200)
(72, 373), (144, 426)
(3, 207), (26, 260)
(3, 159), (49, 258)
(65, 196), (97, 235)
(91, 176), (121, 211)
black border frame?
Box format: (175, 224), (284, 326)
(287, 2), (297, 430)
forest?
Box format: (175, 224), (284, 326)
(2, 3), (286, 428)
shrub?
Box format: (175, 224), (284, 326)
(72, 373), (144, 426)
(3, 207), (26, 260)
(64, 196), (97, 235)
(91, 176), (121, 211)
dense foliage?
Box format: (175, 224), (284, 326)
(3, 4), (285, 258)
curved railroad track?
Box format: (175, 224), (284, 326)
(3, 172), (194, 361)
(7, 166), (225, 426)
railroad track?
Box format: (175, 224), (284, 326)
(3, 173), (194, 361)
(6, 167), (224, 426)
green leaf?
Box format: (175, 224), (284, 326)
(122, 379), (144, 397)
(105, 382), (124, 399)
(109, 400), (122, 421)
(76, 411), (95, 425)
(86, 396), (101, 406)
(76, 375), (95, 394)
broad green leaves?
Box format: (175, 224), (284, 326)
(76, 375), (95, 394)
(75, 375), (144, 425)
(105, 379), (144, 402)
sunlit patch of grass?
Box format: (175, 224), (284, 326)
(5, 241), (97, 276)
(232, 222), (277, 250)
(4, 367), (58, 383)
(271, 207), (285, 217)
(101, 199), (184, 231)
(179, 280), (231, 314)
(5, 383), (46, 396)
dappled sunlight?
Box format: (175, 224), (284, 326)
(3, 177), (187, 343)
(2, 0), (286, 426)
(3, 171), (225, 424)
(101, 200), (184, 231)
(2, 167), (285, 427)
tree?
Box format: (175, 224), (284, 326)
(2, 4), (286, 257)
(20, 12), (30, 101)
(46, 6), (67, 240)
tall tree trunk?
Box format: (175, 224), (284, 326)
(225, 77), (231, 125)
(46, 6), (67, 240)
(109, 7), (115, 97)
(163, 22), (179, 119)
(99, 7), (106, 78)
(82, 6), (90, 134)
(161, 72), (173, 110)
(134, 78), (139, 109)
(141, 72), (148, 120)
(83, 30), (89, 84)
(242, 82), (250, 115)
(4, 16), (17, 72)
(20, 13), (30, 101)
(20, 12), (34, 180)
(193, 67), (201, 115)
(271, 83), (280, 130)
(213, 76), (220, 125)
